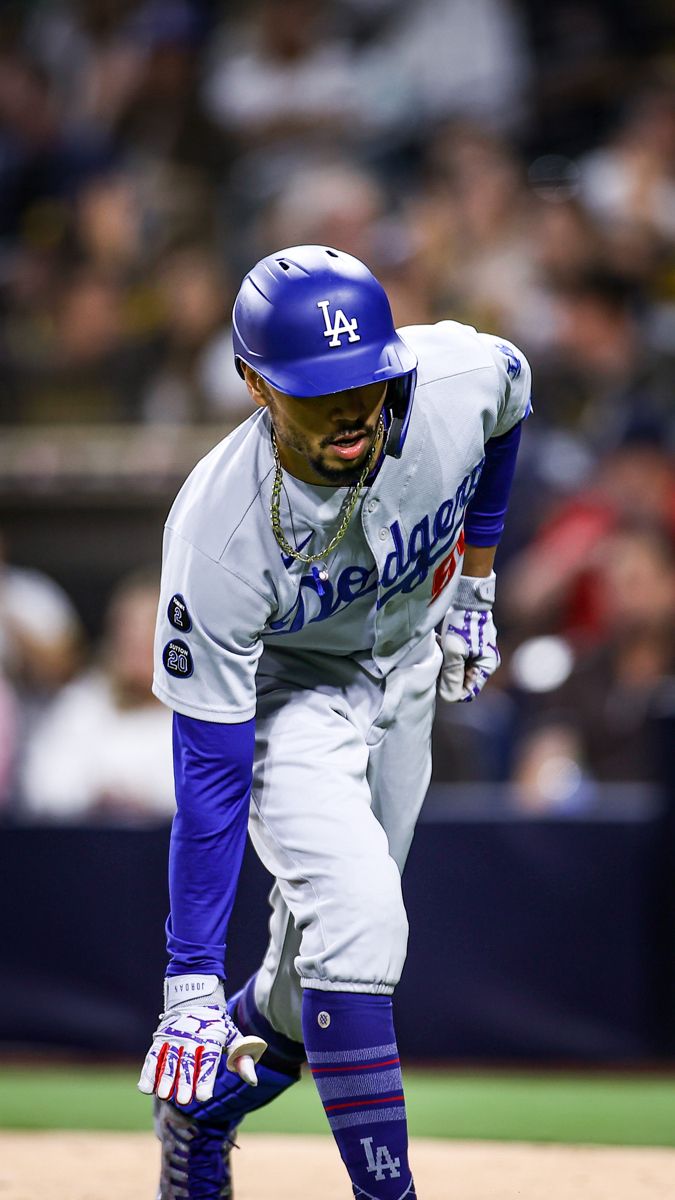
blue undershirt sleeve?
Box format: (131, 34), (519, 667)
(464, 419), (523, 547)
(165, 711), (255, 979)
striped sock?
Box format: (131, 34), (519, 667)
(303, 991), (415, 1200)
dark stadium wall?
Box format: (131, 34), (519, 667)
(2, 789), (673, 1063)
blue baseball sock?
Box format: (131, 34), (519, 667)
(175, 974), (305, 1128)
(303, 990), (416, 1200)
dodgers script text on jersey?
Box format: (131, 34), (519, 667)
(269, 461), (481, 635)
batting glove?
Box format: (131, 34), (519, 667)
(439, 572), (500, 703)
(137, 974), (267, 1106)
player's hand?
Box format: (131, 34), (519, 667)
(137, 974), (267, 1106)
(438, 573), (500, 703)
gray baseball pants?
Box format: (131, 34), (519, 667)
(248, 632), (441, 1042)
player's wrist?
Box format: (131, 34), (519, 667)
(461, 541), (497, 579)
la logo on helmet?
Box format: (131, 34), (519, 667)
(317, 299), (361, 348)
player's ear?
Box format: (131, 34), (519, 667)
(241, 364), (269, 409)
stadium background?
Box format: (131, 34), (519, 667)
(0, 1), (674, 1196)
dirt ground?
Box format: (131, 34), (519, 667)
(1, 1132), (674, 1199)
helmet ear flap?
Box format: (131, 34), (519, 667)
(385, 415), (405, 459)
(384, 370), (417, 458)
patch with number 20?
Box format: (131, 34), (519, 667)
(163, 639), (194, 679)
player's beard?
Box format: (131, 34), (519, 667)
(276, 420), (379, 485)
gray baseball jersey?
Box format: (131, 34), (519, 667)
(152, 320), (531, 720)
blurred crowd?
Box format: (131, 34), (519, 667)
(0, 0), (674, 820)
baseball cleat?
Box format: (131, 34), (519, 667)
(155, 1098), (237, 1199)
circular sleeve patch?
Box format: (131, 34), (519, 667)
(167, 593), (192, 632)
(163, 639), (194, 679)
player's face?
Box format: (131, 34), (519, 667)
(245, 367), (388, 485)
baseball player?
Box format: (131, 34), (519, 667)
(138, 245), (531, 1199)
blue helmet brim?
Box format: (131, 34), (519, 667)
(235, 330), (417, 399)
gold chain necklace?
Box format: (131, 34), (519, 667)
(269, 413), (384, 587)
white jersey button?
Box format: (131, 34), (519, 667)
(378, 528), (388, 541)
(366, 499), (378, 513)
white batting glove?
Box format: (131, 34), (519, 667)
(138, 974), (267, 1106)
(439, 572), (500, 703)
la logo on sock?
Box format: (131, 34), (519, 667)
(361, 1136), (401, 1180)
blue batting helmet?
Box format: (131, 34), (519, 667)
(232, 245), (417, 457)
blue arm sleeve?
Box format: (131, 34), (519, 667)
(463, 420), (523, 547)
(165, 711), (255, 979)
